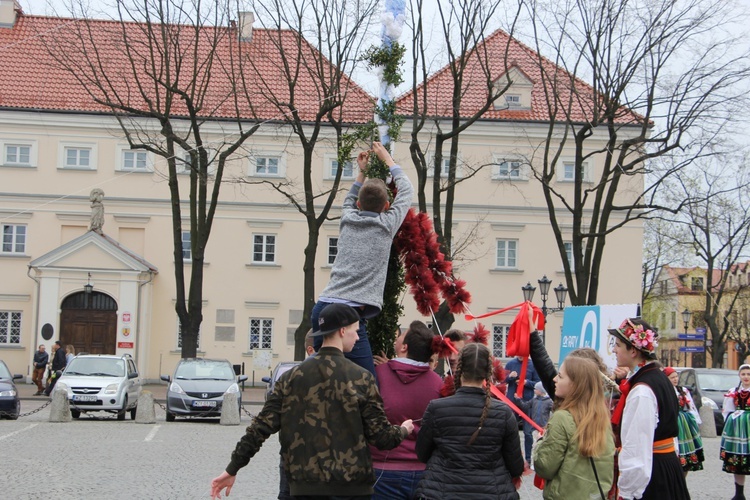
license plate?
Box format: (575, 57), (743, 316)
(192, 400), (217, 408)
(73, 395), (97, 402)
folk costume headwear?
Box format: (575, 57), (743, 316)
(608, 318), (659, 360)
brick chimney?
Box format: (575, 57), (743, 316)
(0, 0), (20, 28)
(238, 11), (254, 42)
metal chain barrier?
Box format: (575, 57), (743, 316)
(0, 399), (52, 418)
(241, 405), (255, 418)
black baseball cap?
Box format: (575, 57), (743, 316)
(309, 304), (360, 337)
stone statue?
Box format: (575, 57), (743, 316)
(89, 188), (105, 233)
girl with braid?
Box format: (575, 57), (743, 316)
(533, 356), (615, 499)
(414, 343), (524, 499)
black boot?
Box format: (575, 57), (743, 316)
(733, 482), (746, 500)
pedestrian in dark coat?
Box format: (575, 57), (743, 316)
(415, 343), (524, 499)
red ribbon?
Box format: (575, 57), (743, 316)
(611, 378), (631, 426)
(489, 384), (544, 434)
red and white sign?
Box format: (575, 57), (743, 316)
(118, 342), (134, 349)
(122, 312), (131, 323)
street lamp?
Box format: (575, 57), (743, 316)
(83, 272), (94, 295)
(681, 308), (692, 366)
(521, 275), (568, 345)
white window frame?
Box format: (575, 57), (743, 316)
(558, 160), (592, 183)
(252, 233), (276, 264)
(59, 142), (97, 170)
(249, 318), (273, 350)
(327, 237), (338, 266)
(325, 156), (356, 180)
(2, 141), (35, 167)
(427, 153), (463, 179)
(116, 145), (153, 172)
(492, 156), (527, 180)
(181, 231), (191, 261)
(496, 239), (517, 269)
(564, 241), (575, 271)
(176, 318), (201, 350)
(248, 153), (285, 178)
(492, 324), (510, 358)
(1, 224), (26, 255)
(505, 94), (522, 107)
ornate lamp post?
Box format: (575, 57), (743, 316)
(521, 275), (568, 345)
(681, 308), (692, 366)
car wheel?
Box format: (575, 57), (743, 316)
(166, 411), (175, 422)
(117, 397), (127, 421)
(71, 409), (80, 419)
(130, 406), (137, 420)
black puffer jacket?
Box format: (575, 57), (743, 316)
(415, 387), (524, 499)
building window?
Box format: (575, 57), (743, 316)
(560, 161), (591, 182)
(249, 318), (273, 350)
(64, 147), (92, 168)
(330, 160), (354, 179)
(255, 156), (280, 176)
(505, 94), (521, 107)
(2, 224), (26, 254)
(122, 150), (149, 171)
(181, 231), (191, 260)
(328, 237), (338, 265)
(0, 311), (21, 345)
(492, 324), (510, 358)
(659, 280), (668, 294)
(496, 160), (522, 179)
(691, 277), (704, 291)
(564, 242), (575, 271)
(5, 144), (30, 165)
(253, 234), (276, 263)
(671, 311), (676, 329)
(176, 320), (201, 350)
(496, 239), (517, 268)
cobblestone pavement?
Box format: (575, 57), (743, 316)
(0, 399), (732, 499)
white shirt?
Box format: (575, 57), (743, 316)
(618, 383), (658, 500)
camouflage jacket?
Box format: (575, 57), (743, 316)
(226, 347), (407, 496)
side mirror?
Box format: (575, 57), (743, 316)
(160, 375), (171, 383)
(13, 374), (22, 380)
(261, 376), (271, 384)
(237, 375), (248, 383)
(128, 371), (139, 379)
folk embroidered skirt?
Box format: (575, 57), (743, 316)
(721, 410), (750, 474)
(677, 411), (704, 472)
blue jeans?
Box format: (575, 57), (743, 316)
(523, 420), (533, 463)
(373, 469), (423, 500)
(311, 300), (376, 378)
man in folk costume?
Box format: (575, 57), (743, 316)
(609, 318), (690, 500)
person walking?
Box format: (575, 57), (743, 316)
(533, 356), (615, 499)
(31, 344), (48, 395)
(210, 304), (414, 500)
(415, 342), (524, 499)
(721, 363), (750, 500)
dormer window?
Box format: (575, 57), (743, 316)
(494, 67), (533, 111)
(505, 94), (522, 107)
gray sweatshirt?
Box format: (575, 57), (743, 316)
(319, 165), (413, 316)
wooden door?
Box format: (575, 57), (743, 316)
(59, 292), (117, 355)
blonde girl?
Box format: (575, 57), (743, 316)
(533, 356), (615, 500)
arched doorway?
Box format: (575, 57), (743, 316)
(60, 291), (118, 355)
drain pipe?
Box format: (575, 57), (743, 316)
(135, 270), (155, 378)
(26, 265), (41, 381)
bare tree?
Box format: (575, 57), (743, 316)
(40, 0), (263, 357)
(659, 159), (750, 366)
(403, 0), (517, 333)
(523, 0), (750, 306)
(241, 0), (378, 359)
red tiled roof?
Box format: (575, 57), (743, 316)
(396, 29), (641, 125)
(0, 14), (373, 123)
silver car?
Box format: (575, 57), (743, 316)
(56, 354), (142, 420)
(161, 358), (248, 421)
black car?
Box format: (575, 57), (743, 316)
(161, 358), (248, 421)
(677, 367), (738, 434)
(0, 360), (22, 420)
(262, 361), (300, 401)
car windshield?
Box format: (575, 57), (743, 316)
(65, 358), (125, 377)
(174, 361), (234, 380)
(0, 362), (11, 380)
(700, 373), (739, 391)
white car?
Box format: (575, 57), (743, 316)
(56, 354), (142, 420)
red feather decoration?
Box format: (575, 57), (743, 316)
(440, 374), (456, 397)
(431, 336), (456, 358)
(471, 323), (490, 345)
